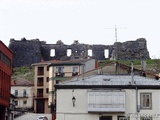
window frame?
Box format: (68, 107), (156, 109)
(23, 89), (27, 97)
(140, 93), (152, 109)
(73, 66), (78, 73)
(15, 90), (18, 97)
(23, 100), (27, 105)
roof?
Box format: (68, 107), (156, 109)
(32, 59), (94, 66)
(99, 61), (160, 79)
(56, 75), (160, 89)
(11, 79), (34, 86)
(11, 94), (17, 98)
(0, 40), (13, 54)
(32, 60), (60, 66)
(49, 59), (94, 66)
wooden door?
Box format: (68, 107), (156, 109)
(36, 99), (44, 113)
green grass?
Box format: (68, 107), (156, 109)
(12, 66), (34, 83)
(98, 59), (160, 74)
(98, 59), (160, 69)
(12, 59), (160, 83)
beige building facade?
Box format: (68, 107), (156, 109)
(32, 59), (96, 113)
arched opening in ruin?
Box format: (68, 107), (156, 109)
(104, 49), (109, 58)
(88, 49), (92, 56)
(50, 49), (55, 57)
(67, 49), (72, 57)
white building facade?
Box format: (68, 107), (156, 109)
(11, 84), (34, 111)
(55, 75), (160, 120)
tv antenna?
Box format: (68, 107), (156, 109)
(104, 25), (127, 42)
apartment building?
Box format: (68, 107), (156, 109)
(32, 59), (96, 113)
(11, 79), (34, 111)
(0, 41), (13, 120)
(55, 75), (160, 120)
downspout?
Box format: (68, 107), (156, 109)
(131, 61), (139, 120)
(131, 61), (134, 84)
(136, 87), (139, 120)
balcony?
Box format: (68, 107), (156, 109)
(13, 93), (28, 98)
(55, 72), (65, 77)
(72, 72), (78, 76)
(37, 82), (44, 86)
(88, 90), (125, 113)
(37, 71), (44, 76)
(37, 93), (43, 97)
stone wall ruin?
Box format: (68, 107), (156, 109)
(8, 38), (150, 67)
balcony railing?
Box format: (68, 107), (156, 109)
(37, 82), (44, 86)
(37, 93), (43, 97)
(13, 93), (28, 98)
(55, 72), (65, 77)
(72, 72), (78, 76)
(37, 71), (44, 75)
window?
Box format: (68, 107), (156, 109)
(23, 90), (27, 97)
(50, 49), (55, 57)
(88, 90), (125, 112)
(46, 77), (49, 82)
(37, 89), (43, 97)
(140, 93), (152, 109)
(73, 66), (78, 73)
(104, 49), (109, 58)
(46, 88), (49, 93)
(0, 50), (11, 67)
(100, 116), (112, 120)
(15, 90), (18, 96)
(23, 100), (27, 105)
(55, 66), (64, 73)
(55, 66), (64, 77)
(140, 117), (152, 120)
(37, 77), (44, 86)
(72, 66), (78, 76)
(37, 67), (44, 75)
(67, 49), (72, 56)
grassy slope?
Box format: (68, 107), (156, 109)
(12, 59), (160, 83)
(12, 66), (34, 83)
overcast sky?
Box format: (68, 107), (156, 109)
(0, 0), (160, 59)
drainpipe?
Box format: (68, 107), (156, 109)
(131, 61), (134, 84)
(136, 87), (139, 120)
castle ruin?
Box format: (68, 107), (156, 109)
(8, 37), (150, 67)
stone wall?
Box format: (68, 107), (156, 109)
(112, 38), (150, 60)
(8, 38), (150, 67)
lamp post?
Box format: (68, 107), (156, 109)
(72, 96), (76, 107)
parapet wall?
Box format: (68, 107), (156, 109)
(8, 38), (150, 67)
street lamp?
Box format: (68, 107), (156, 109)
(72, 96), (76, 107)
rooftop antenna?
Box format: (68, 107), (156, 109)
(104, 25), (127, 42)
(115, 25), (117, 42)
